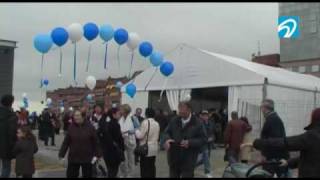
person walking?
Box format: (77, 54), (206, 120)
(196, 110), (215, 178)
(118, 104), (139, 178)
(13, 126), (38, 178)
(258, 99), (289, 177)
(90, 105), (103, 130)
(224, 111), (252, 164)
(97, 107), (125, 178)
(59, 110), (101, 178)
(163, 101), (207, 178)
(63, 110), (73, 134)
(0, 95), (18, 178)
(241, 107), (320, 178)
(42, 108), (55, 146)
(135, 108), (160, 178)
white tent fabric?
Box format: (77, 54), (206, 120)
(121, 43), (320, 136)
(166, 89), (191, 111)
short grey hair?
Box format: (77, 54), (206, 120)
(262, 99), (274, 111)
(231, 111), (238, 120)
(121, 104), (132, 114)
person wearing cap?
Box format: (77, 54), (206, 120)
(195, 110), (215, 178)
(257, 99), (289, 177)
(241, 107), (320, 178)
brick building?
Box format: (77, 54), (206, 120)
(47, 71), (141, 109)
(252, 53), (280, 67)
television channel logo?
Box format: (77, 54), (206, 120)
(278, 16), (300, 39)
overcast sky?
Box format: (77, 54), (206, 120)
(0, 3), (279, 102)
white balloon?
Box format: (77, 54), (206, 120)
(126, 32), (140, 51)
(60, 107), (65, 112)
(184, 94), (191, 101)
(86, 75), (96, 90)
(46, 98), (52, 105)
(69, 107), (74, 112)
(22, 93), (27, 98)
(67, 23), (83, 43)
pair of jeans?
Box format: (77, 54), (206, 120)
(196, 148), (212, 174)
(0, 159), (11, 178)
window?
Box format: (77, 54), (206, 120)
(292, 66), (299, 72)
(298, 66), (306, 73)
(312, 65), (320, 72)
(310, 20), (317, 33)
(305, 65), (312, 73)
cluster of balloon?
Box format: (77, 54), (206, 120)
(113, 28), (128, 71)
(67, 23), (83, 83)
(99, 24), (114, 70)
(86, 75), (96, 90)
(144, 51), (164, 90)
(40, 78), (49, 89)
(33, 34), (53, 87)
(83, 22), (99, 72)
(22, 93), (29, 109)
(51, 27), (69, 77)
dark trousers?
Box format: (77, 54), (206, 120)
(103, 158), (120, 178)
(44, 134), (55, 146)
(22, 174), (32, 178)
(169, 165), (194, 178)
(55, 128), (60, 135)
(140, 156), (156, 178)
(263, 162), (288, 178)
(67, 163), (93, 178)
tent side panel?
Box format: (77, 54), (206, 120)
(121, 91), (149, 116)
(267, 85), (315, 136)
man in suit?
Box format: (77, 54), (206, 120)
(163, 101), (207, 178)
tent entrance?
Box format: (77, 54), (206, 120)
(148, 86), (228, 114)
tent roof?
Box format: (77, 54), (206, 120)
(122, 44), (320, 92)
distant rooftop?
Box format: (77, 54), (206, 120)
(0, 39), (17, 48)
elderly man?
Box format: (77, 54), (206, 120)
(163, 101), (207, 178)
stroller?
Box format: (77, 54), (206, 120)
(92, 159), (108, 178)
(222, 161), (281, 178)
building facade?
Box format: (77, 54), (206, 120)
(0, 39), (17, 98)
(279, 3), (320, 77)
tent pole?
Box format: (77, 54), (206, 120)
(314, 87), (317, 109)
(262, 78), (268, 101)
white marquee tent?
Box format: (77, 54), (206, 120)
(121, 43), (320, 137)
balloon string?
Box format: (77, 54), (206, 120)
(144, 67), (158, 90)
(86, 43), (92, 72)
(73, 43), (77, 84)
(59, 47), (63, 76)
(104, 43), (108, 70)
(40, 54), (44, 88)
(129, 51), (134, 78)
(158, 78), (168, 102)
(117, 46), (121, 72)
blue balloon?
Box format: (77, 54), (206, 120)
(33, 34), (53, 54)
(51, 27), (69, 47)
(43, 78), (49, 86)
(114, 28), (128, 45)
(23, 97), (28, 103)
(86, 94), (93, 101)
(139, 41), (153, 57)
(150, 51), (164, 67)
(160, 61), (174, 77)
(83, 22), (99, 41)
(126, 83), (136, 98)
(100, 24), (114, 42)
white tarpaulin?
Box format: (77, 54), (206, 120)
(121, 43), (320, 136)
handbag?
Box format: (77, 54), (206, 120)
(134, 120), (150, 157)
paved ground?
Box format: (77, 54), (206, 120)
(30, 131), (297, 178)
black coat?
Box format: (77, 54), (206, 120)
(0, 106), (18, 159)
(13, 138), (38, 176)
(163, 115), (207, 172)
(97, 115), (125, 166)
(260, 111), (289, 160)
(59, 121), (101, 163)
(253, 121), (320, 178)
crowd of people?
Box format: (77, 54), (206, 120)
(1, 93), (320, 178)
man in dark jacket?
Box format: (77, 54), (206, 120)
(163, 101), (207, 178)
(0, 95), (18, 178)
(224, 111), (251, 164)
(241, 107), (320, 178)
(259, 99), (289, 177)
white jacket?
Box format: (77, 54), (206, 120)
(135, 118), (160, 157)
